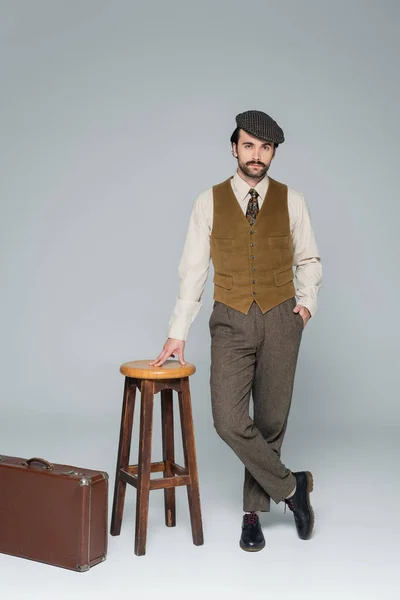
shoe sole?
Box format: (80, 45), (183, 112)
(239, 540), (266, 552)
(302, 470), (314, 540)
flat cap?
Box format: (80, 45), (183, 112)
(235, 110), (285, 144)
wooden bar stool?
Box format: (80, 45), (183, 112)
(110, 359), (204, 556)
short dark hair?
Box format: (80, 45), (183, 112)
(230, 127), (279, 149)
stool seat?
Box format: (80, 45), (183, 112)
(120, 359), (196, 380)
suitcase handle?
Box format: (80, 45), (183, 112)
(22, 457), (54, 470)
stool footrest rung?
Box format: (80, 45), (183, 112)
(170, 462), (188, 476)
(125, 461), (188, 477)
(150, 475), (190, 490)
(127, 462), (165, 476)
(120, 461), (190, 491)
(120, 470), (138, 488)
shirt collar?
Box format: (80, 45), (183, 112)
(232, 170), (269, 202)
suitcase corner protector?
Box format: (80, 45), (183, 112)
(76, 564), (90, 572)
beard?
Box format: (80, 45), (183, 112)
(238, 159), (270, 179)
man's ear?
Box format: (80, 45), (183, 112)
(232, 143), (238, 158)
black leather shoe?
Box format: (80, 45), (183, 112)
(239, 512), (265, 552)
(284, 471), (314, 540)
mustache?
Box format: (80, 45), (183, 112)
(246, 161), (266, 167)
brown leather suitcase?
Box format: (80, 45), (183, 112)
(0, 455), (108, 572)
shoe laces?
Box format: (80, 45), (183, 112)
(244, 512), (259, 526)
(284, 498), (296, 514)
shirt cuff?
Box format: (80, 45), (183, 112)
(167, 298), (202, 341)
(295, 296), (318, 318)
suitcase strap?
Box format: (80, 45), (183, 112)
(22, 457), (55, 470)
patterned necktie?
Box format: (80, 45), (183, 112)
(246, 188), (259, 225)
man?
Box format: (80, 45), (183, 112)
(150, 110), (322, 551)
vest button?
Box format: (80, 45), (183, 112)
(253, 292), (257, 296)
(251, 268), (256, 271)
(250, 243), (255, 247)
(250, 255), (255, 259)
(252, 280), (256, 284)
(250, 230), (255, 234)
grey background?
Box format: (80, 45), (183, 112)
(1, 1), (399, 598)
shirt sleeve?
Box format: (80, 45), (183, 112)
(167, 190), (212, 340)
(290, 191), (322, 317)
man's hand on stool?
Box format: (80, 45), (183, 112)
(149, 338), (186, 367)
(293, 304), (311, 327)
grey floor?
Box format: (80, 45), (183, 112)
(1, 414), (398, 600)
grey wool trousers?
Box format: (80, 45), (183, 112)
(209, 296), (303, 512)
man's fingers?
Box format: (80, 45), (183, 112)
(150, 350), (169, 366)
(149, 358), (162, 366)
(151, 356), (166, 367)
(150, 347), (177, 367)
(149, 355), (162, 365)
(150, 340), (185, 368)
(149, 351), (165, 363)
(177, 350), (186, 366)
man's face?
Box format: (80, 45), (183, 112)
(233, 129), (275, 179)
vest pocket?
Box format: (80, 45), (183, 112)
(268, 235), (289, 249)
(213, 272), (233, 290)
(274, 268), (294, 286)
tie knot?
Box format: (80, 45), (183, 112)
(249, 188), (258, 199)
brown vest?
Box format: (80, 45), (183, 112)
(210, 176), (295, 314)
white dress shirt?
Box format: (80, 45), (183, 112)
(167, 171), (322, 341)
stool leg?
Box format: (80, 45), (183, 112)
(111, 378), (136, 536)
(135, 379), (154, 556)
(178, 377), (204, 546)
(161, 388), (176, 527)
